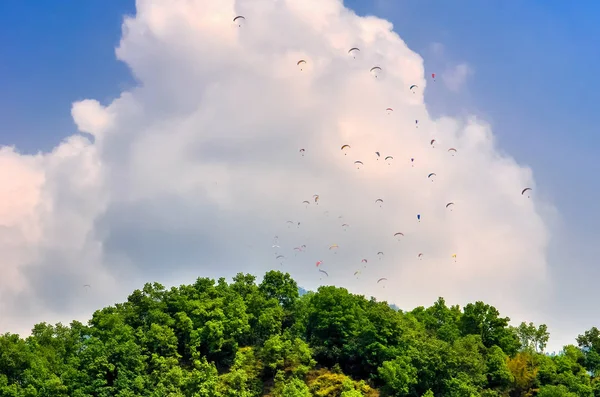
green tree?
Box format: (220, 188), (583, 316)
(460, 302), (520, 355)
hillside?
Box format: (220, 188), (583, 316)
(1, 270), (599, 396)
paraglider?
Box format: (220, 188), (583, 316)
(299, 148), (305, 156)
(370, 66), (382, 78)
(432, 73), (436, 81)
(375, 198), (383, 207)
(341, 144), (351, 155)
(302, 200), (310, 208)
(313, 194), (320, 204)
(297, 59), (307, 71)
(348, 47), (360, 58)
(415, 119), (419, 128)
(448, 148), (457, 156)
(375, 151), (381, 160)
(418, 253), (423, 259)
(386, 107), (393, 115)
(522, 188), (532, 198)
(316, 260), (323, 267)
(354, 270), (361, 277)
(452, 254), (457, 262)
(385, 156), (393, 165)
(430, 139), (436, 148)
(342, 223), (350, 230)
(233, 15), (246, 27)
(428, 173), (436, 181)
(354, 160), (364, 169)
(410, 158), (415, 167)
(446, 202), (455, 211)
(409, 84), (418, 93)
(417, 214), (421, 222)
(377, 252), (384, 260)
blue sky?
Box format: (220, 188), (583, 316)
(0, 2), (135, 152)
(1, 1), (598, 337)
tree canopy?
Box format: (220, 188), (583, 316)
(0, 271), (598, 397)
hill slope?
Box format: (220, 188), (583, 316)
(1, 270), (599, 396)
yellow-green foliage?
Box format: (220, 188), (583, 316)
(307, 369), (379, 397)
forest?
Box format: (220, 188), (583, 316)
(1, 270), (599, 396)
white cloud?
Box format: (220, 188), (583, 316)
(0, 0), (554, 339)
(429, 42), (445, 57)
(443, 62), (473, 92)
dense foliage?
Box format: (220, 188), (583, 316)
(1, 271), (599, 396)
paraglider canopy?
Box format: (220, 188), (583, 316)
(521, 187), (532, 198)
(370, 66), (382, 78)
(233, 15), (246, 27)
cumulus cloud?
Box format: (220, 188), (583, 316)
(0, 0), (553, 338)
